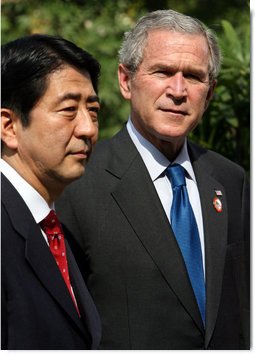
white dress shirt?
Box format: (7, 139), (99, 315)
(0, 158), (53, 244)
(126, 118), (205, 272)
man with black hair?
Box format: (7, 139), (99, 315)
(1, 34), (101, 350)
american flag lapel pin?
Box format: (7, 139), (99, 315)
(213, 189), (223, 212)
(215, 190), (223, 196)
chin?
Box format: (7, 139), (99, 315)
(155, 129), (185, 141)
(71, 169), (86, 180)
(64, 167), (86, 184)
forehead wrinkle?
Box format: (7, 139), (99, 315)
(144, 31), (209, 62)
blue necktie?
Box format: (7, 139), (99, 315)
(166, 164), (206, 325)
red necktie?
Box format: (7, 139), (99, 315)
(40, 210), (80, 316)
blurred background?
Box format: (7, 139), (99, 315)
(1, 0), (250, 173)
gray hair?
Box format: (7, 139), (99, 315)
(118, 10), (221, 82)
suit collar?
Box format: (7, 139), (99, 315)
(126, 118), (169, 180)
(104, 126), (139, 179)
(127, 120), (196, 182)
(0, 160), (52, 223)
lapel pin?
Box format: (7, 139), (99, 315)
(214, 189), (223, 196)
(213, 196), (222, 213)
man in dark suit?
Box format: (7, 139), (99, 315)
(56, 10), (250, 349)
(1, 34), (101, 350)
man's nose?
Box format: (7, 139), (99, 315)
(74, 110), (98, 139)
(166, 72), (187, 102)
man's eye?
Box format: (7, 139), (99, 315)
(185, 73), (204, 82)
(63, 106), (76, 112)
(88, 107), (100, 113)
(154, 70), (169, 77)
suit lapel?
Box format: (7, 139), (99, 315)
(65, 241), (101, 349)
(189, 143), (228, 347)
(1, 175), (85, 335)
(107, 128), (204, 333)
(25, 223), (85, 333)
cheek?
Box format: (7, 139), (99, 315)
(36, 130), (69, 165)
(47, 124), (72, 145)
(131, 78), (158, 99)
(131, 86), (157, 115)
(190, 89), (209, 109)
(92, 130), (99, 145)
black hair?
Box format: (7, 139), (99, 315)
(1, 34), (101, 126)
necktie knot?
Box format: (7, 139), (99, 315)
(40, 210), (62, 236)
(166, 164), (186, 188)
(40, 210), (64, 255)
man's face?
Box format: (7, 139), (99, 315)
(118, 30), (215, 158)
(13, 65), (100, 195)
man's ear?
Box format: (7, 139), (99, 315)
(118, 64), (132, 100)
(204, 80), (217, 111)
(1, 108), (19, 149)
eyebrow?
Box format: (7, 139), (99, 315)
(56, 93), (100, 104)
(87, 95), (100, 104)
(150, 63), (207, 77)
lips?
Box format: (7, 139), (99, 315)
(74, 150), (87, 155)
(69, 149), (90, 159)
(160, 108), (187, 115)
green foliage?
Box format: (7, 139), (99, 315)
(190, 18), (250, 172)
(1, 0), (250, 171)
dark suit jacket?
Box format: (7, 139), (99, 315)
(1, 174), (101, 350)
(56, 126), (250, 350)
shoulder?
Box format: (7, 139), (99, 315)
(56, 125), (137, 206)
(74, 125), (138, 182)
(89, 125), (133, 164)
(188, 141), (247, 179)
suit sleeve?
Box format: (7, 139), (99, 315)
(1, 206), (8, 350)
(241, 172), (250, 348)
(1, 278), (7, 349)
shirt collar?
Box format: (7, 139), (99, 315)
(173, 142), (196, 182)
(126, 118), (196, 183)
(0, 159), (53, 223)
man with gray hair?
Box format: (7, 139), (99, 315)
(57, 10), (250, 349)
